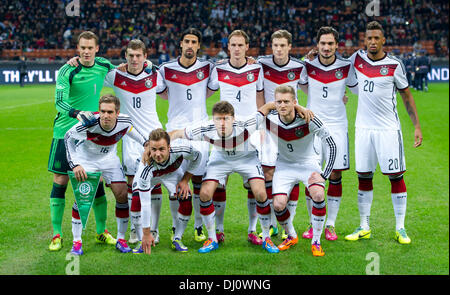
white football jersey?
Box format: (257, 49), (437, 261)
(305, 56), (357, 128)
(208, 60), (264, 120)
(64, 114), (146, 169)
(159, 58), (214, 131)
(185, 113), (264, 157)
(104, 67), (164, 138)
(257, 55), (308, 103)
(349, 50), (409, 130)
(133, 141), (201, 228)
(264, 111), (336, 179)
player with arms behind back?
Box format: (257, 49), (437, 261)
(302, 26), (358, 241)
(345, 21), (422, 244)
(207, 30), (266, 246)
(158, 28), (214, 244)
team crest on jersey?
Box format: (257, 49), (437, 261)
(196, 71), (205, 80)
(295, 128), (304, 138)
(380, 66), (389, 76)
(335, 70), (343, 79)
(287, 71), (296, 80)
(247, 72), (255, 82)
(145, 79), (153, 88)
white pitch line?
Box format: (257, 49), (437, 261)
(1, 127), (52, 131)
(0, 100), (52, 111)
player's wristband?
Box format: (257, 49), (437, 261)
(69, 108), (80, 118)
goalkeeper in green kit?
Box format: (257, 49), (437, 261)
(48, 31), (117, 251)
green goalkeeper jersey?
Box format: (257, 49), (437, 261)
(53, 57), (115, 139)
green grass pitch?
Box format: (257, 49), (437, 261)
(0, 83), (448, 275)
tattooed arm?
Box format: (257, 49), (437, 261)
(398, 88), (423, 147)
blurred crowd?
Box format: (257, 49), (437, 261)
(0, 0), (448, 58)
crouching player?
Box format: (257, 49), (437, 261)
(132, 128), (202, 254)
(265, 85), (337, 256)
(64, 94), (146, 255)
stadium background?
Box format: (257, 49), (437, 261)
(0, 0), (448, 84)
(0, 0), (448, 276)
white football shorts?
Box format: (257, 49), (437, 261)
(203, 151), (265, 186)
(355, 127), (406, 175)
(79, 154), (126, 185)
(122, 135), (144, 176)
(272, 159), (324, 196)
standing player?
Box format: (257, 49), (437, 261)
(48, 31), (116, 251)
(345, 21), (422, 244)
(132, 129), (202, 254)
(265, 85), (337, 256)
(158, 28), (214, 243)
(169, 101), (280, 254)
(207, 30), (266, 245)
(256, 29), (309, 240)
(302, 27), (358, 241)
(103, 39), (165, 244)
(64, 94), (147, 255)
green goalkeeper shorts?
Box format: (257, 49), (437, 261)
(48, 138), (71, 175)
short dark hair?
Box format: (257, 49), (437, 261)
(77, 31), (99, 46)
(126, 39), (147, 55)
(99, 94), (120, 111)
(212, 101), (235, 117)
(149, 128), (170, 145)
(180, 27), (202, 44)
(316, 26), (339, 43)
(366, 21), (384, 35)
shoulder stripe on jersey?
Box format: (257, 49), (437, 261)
(159, 58), (179, 68)
(95, 58), (112, 71)
(140, 165), (153, 180)
(311, 117), (323, 128)
(68, 65), (83, 85)
(290, 56), (306, 65)
(170, 146), (192, 153)
(388, 55), (406, 75)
